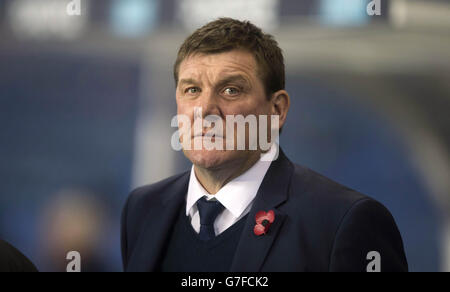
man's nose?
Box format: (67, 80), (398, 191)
(196, 89), (222, 118)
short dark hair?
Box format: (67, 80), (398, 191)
(173, 18), (285, 97)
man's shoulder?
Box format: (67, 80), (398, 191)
(283, 163), (403, 265)
(291, 163), (369, 202)
(125, 171), (190, 211)
(286, 162), (378, 219)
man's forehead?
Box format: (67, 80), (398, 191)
(178, 68), (252, 83)
(179, 50), (257, 76)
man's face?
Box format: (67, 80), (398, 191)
(176, 49), (273, 170)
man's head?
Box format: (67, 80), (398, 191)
(174, 18), (285, 97)
(174, 18), (290, 171)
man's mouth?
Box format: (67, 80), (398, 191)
(193, 131), (223, 139)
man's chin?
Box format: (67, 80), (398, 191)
(183, 149), (235, 170)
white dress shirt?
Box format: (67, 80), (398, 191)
(185, 144), (278, 236)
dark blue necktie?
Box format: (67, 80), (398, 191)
(196, 197), (225, 241)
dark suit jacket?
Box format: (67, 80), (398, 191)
(0, 240), (38, 272)
(121, 149), (408, 272)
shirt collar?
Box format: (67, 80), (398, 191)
(186, 144), (278, 218)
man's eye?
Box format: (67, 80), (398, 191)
(185, 87), (200, 94)
(223, 87), (240, 96)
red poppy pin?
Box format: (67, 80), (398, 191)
(253, 210), (275, 236)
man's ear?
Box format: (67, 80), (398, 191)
(270, 90), (290, 130)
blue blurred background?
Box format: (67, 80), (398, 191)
(0, 0), (449, 272)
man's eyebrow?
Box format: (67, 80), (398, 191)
(216, 75), (251, 88)
(178, 75), (251, 88)
(178, 78), (200, 86)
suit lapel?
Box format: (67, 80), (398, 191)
(230, 149), (294, 272)
(127, 172), (190, 272)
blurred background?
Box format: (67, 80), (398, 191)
(0, 0), (449, 272)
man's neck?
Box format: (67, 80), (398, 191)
(194, 152), (261, 194)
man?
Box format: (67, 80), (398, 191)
(121, 18), (408, 272)
(0, 239), (38, 272)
